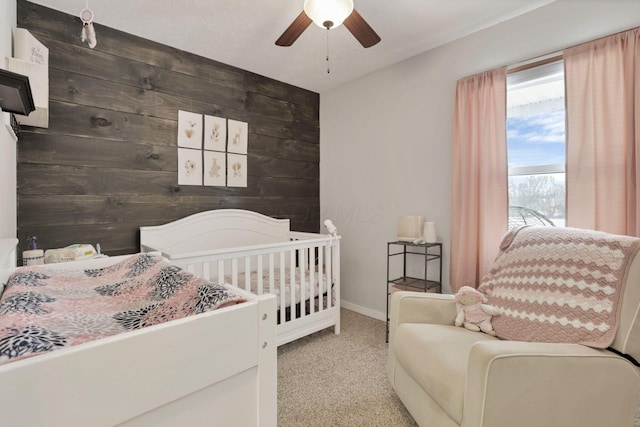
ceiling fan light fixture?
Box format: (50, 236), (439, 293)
(304, 0), (354, 29)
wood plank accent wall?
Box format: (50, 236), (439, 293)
(16, 0), (320, 256)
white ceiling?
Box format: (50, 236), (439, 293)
(29, 0), (556, 93)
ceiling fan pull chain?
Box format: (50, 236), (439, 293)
(326, 28), (330, 74)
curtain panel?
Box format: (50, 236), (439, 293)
(565, 27), (640, 235)
(450, 68), (508, 291)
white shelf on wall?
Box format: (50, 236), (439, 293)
(5, 57), (48, 128)
(4, 28), (49, 128)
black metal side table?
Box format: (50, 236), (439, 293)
(386, 241), (442, 342)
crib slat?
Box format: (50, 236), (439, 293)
(309, 246), (315, 315)
(231, 258), (238, 288)
(217, 260), (225, 285)
(318, 246), (324, 312)
(257, 255), (264, 295)
(268, 253), (275, 295)
(245, 257), (252, 293)
(279, 252), (286, 325)
(290, 250), (296, 320)
(332, 239), (340, 319)
(326, 245), (332, 308)
(202, 261), (211, 281)
(299, 249), (305, 318)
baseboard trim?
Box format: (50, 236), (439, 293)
(341, 300), (386, 321)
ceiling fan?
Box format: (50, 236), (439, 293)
(276, 0), (381, 48)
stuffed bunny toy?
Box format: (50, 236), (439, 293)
(454, 286), (501, 336)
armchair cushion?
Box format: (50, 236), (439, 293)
(479, 226), (640, 348)
(394, 323), (497, 424)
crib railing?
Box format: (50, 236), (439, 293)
(160, 233), (341, 346)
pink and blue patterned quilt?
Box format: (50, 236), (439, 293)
(0, 253), (246, 365)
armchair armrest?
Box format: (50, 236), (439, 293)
(388, 291), (457, 343)
(463, 340), (640, 427)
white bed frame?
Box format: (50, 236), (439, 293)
(140, 209), (341, 346)
(0, 239), (276, 427)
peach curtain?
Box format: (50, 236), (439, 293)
(450, 68), (508, 291)
(565, 27), (640, 235)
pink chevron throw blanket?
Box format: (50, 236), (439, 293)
(478, 226), (640, 348)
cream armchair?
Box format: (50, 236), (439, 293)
(387, 228), (640, 427)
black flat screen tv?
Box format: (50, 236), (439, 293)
(0, 68), (35, 115)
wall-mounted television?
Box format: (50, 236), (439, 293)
(0, 68), (35, 115)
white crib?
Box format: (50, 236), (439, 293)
(140, 209), (341, 346)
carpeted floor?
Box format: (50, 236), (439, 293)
(278, 308), (640, 427)
(277, 309), (417, 426)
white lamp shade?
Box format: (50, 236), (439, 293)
(304, 0), (354, 28)
(397, 215), (424, 242)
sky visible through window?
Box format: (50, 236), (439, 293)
(507, 62), (566, 225)
(507, 108), (566, 225)
(507, 109), (565, 168)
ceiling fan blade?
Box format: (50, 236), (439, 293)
(276, 11), (313, 46)
(343, 9), (381, 48)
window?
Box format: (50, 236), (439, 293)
(507, 60), (566, 228)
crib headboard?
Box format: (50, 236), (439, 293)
(140, 209), (291, 255)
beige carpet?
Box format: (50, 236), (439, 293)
(278, 308), (640, 427)
(277, 309), (417, 426)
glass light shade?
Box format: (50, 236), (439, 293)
(304, 0), (354, 29)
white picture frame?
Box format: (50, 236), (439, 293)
(177, 110), (203, 149)
(177, 148), (203, 186)
(204, 115), (226, 152)
(227, 119), (248, 154)
(227, 153), (247, 188)
(204, 151), (226, 187)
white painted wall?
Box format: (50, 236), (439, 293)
(0, 2), (17, 239)
(321, 1), (640, 320)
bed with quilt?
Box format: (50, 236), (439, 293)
(0, 240), (276, 427)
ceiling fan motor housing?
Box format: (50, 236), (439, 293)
(304, 0), (354, 29)
(276, 0), (380, 48)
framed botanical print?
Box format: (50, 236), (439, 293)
(204, 115), (226, 152)
(177, 110), (202, 149)
(204, 150), (226, 186)
(227, 119), (248, 154)
(227, 153), (247, 187)
(177, 148), (202, 186)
